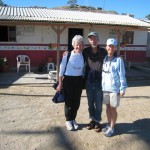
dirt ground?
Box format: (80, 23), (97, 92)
(0, 71), (150, 150)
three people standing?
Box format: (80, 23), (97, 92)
(56, 32), (127, 136)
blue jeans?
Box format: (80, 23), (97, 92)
(86, 80), (103, 122)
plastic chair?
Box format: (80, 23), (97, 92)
(16, 55), (30, 73)
(47, 63), (55, 72)
(48, 70), (57, 80)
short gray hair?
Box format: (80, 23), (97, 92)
(72, 35), (84, 46)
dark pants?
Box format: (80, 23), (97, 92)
(63, 75), (83, 121)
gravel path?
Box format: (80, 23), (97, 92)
(0, 80), (150, 150)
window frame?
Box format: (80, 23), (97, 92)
(0, 25), (16, 42)
(122, 31), (134, 44)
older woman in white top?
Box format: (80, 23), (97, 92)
(57, 35), (85, 131)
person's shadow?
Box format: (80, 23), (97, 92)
(115, 118), (150, 135)
(112, 118), (150, 149)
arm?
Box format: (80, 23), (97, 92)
(56, 54), (68, 92)
(62, 51), (68, 57)
(56, 76), (63, 92)
(118, 58), (127, 97)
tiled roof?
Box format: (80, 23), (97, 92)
(142, 20), (150, 23)
(0, 6), (150, 28)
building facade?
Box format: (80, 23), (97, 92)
(0, 6), (150, 70)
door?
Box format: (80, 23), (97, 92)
(68, 28), (83, 51)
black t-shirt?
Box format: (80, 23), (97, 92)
(83, 45), (107, 82)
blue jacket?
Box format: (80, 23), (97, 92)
(102, 56), (127, 93)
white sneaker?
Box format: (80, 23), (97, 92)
(65, 121), (73, 131)
(72, 120), (79, 130)
(104, 127), (114, 137)
(102, 124), (109, 132)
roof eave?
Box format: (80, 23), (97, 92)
(0, 19), (150, 31)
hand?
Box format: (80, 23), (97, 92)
(62, 51), (68, 57)
(56, 84), (62, 92)
(117, 55), (123, 59)
(120, 92), (125, 97)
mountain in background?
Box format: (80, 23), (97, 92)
(51, 4), (118, 14)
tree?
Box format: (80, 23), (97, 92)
(0, 0), (7, 6)
(67, 0), (77, 5)
(146, 14), (150, 20)
(0, 0), (4, 6)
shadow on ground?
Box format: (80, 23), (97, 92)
(1, 127), (80, 150)
(1, 119), (150, 150)
(124, 96), (150, 99)
(116, 118), (150, 135)
(0, 68), (150, 88)
(106, 118), (150, 150)
(126, 68), (150, 87)
(0, 71), (51, 88)
(127, 80), (150, 87)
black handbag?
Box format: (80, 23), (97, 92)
(52, 89), (65, 103)
(51, 52), (71, 103)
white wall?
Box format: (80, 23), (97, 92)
(84, 28), (108, 45)
(16, 25), (57, 44)
(83, 28), (120, 45)
(133, 30), (147, 45)
(60, 28), (68, 44)
(16, 25), (147, 46)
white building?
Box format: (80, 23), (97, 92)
(0, 6), (150, 70)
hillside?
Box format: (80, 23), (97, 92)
(52, 4), (118, 14)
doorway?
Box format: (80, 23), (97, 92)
(68, 28), (83, 51)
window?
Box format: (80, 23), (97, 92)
(122, 31), (134, 44)
(68, 28), (83, 51)
(0, 26), (16, 42)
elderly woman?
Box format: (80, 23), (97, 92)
(56, 35), (85, 131)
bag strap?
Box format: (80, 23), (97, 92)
(64, 51), (71, 75)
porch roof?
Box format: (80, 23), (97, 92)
(0, 6), (150, 29)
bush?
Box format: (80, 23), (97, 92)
(0, 57), (8, 67)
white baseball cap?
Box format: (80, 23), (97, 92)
(106, 38), (117, 46)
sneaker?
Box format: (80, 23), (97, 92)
(104, 127), (114, 137)
(72, 120), (79, 130)
(102, 124), (109, 132)
(87, 120), (95, 130)
(65, 121), (73, 131)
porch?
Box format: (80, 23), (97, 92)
(0, 66), (150, 86)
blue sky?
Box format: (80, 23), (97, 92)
(3, 0), (150, 19)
